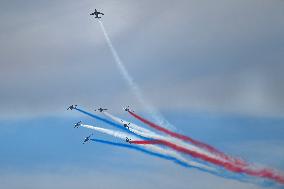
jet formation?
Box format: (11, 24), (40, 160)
(69, 104), (134, 144)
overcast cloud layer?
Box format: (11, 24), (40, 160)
(0, 0), (284, 119)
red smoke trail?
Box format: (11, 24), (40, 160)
(131, 139), (284, 184)
(128, 110), (246, 166)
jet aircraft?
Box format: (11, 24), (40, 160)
(95, 108), (108, 112)
(67, 105), (77, 110)
(90, 9), (104, 18)
(83, 134), (93, 144)
(74, 121), (82, 128)
(124, 106), (131, 112)
(121, 120), (130, 129)
(126, 137), (131, 144)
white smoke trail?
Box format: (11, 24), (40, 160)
(103, 111), (155, 135)
(98, 20), (175, 130)
(101, 111), (229, 163)
(81, 124), (216, 172)
(82, 124), (133, 139)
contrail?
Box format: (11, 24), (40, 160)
(102, 111), (226, 161)
(81, 124), (216, 172)
(127, 110), (246, 166)
(91, 139), (264, 185)
(126, 111), (284, 184)
(132, 139), (284, 185)
(72, 109), (279, 185)
(98, 20), (175, 130)
(91, 138), (194, 168)
(78, 108), (230, 162)
(81, 124), (134, 139)
(74, 107), (149, 140)
(103, 111), (155, 135)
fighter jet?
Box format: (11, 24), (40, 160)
(124, 106), (130, 112)
(74, 121), (82, 128)
(90, 9), (104, 19)
(95, 108), (108, 112)
(125, 137), (131, 144)
(67, 105), (77, 110)
(121, 120), (130, 130)
(83, 134), (93, 144)
(124, 106), (135, 112)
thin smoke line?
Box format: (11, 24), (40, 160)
(98, 20), (175, 130)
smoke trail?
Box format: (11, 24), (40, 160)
(131, 139), (284, 185)
(125, 110), (284, 184)
(103, 111), (155, 135)
(74, 107), (147, 140)
(73, 111), (277, 185)
(103, 111), (226, 161)
(75, 108), (283, 184)
(81, 124), (134, 139)
(98, 20), (175, 130)
(81, 124), (216, 172)
(91, 139), (269, 186)
(127, 110), (246, 166)
(91, 138), (193, 169)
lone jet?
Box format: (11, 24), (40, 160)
(90, 9), (104, 18)
(95, 108), (108, 112)
(83, 134), (93, 144)
(74, 121), (82, 128)
(67, 105), (77, 110)
(121, 120), (130, 129)
(126, 137), (131, 144)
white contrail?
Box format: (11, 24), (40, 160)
(98, 20), (175, 130)
(82, 124), (134, 139)
(81, 124), (216, 172)
(101, 111), (230, 163)
(103, 111), (155, 135)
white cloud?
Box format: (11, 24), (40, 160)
(0, 0), (283, 119)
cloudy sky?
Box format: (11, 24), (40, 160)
(0, 0), (283, 189)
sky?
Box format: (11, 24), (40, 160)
(0, 0), (284, 188)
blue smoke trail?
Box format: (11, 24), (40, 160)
(91, 139), (270, 186)
(75, 108), (273, 186)
(74, 107), (149, 140)
(91, 139), (222, 175)
(91, 138), (192, 168)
